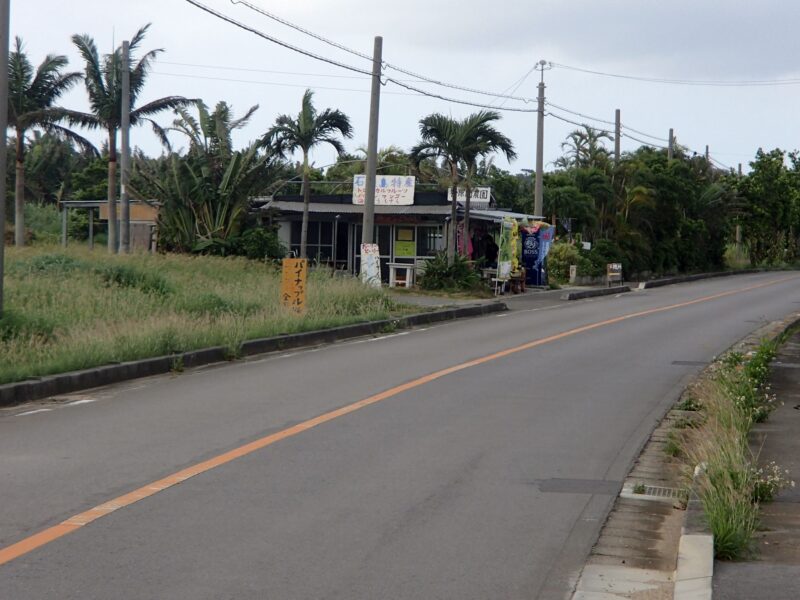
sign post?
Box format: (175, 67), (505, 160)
(280, 258), (308, 314)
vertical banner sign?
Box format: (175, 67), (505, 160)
(360, 243), (382, 288)
(497, 217), (517, 280)
(280, 258), (308, 314)
(521, 224), (555, 286)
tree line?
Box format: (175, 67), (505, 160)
(7, 24), (800, 272)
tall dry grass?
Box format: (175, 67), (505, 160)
(0, 246), (403, 384)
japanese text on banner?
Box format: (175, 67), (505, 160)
(280, 258), (308, 314)
(352, 175), (415, 206)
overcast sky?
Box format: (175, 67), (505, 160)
(13, 0), (800, 173)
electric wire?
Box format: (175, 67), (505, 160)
(544, 111), (616, 138)
(151, 70), (420, 96)
(230, 0), (537, 103)
(496, 65), (539, 108)
(552, 62), (800, 88)
(184, 0), (372, 76)
(187, 0), (739, 168)
(230, 0), (374, 61)
(385, 77), (538, 113)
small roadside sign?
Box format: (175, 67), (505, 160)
(280, 258), (308, 314)
(607, 262), (623, 287)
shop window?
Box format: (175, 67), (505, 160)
(289, 221), (334, 262)
(417, 226), (443, 256)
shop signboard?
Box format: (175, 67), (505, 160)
(448, 186), (492, 209)
(352, 175), (415, 205)
(607, 262), (623, 286)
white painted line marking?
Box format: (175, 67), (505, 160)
(66, 399), (97, 407)
(15, 408), (53, 417)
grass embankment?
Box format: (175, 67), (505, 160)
(674, 339), (793, 559)
(0, 246), (406, 385)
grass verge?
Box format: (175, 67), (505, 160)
(675, 338), (791, 559)
(0, 246), (413, 385)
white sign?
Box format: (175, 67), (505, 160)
(449, 186), (492, 209)
(360, 243), (382, 288)
(353, 175), (415, 206)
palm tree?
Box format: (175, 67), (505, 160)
(8, 37), (95, 246)
(68, 24), (193, 251)
(167, 100), (258, 157)
(261, 89), (352, 258)
(560, 125), (611, 170)
(410, 111), (516, 262)
(135, 101), (275, 254)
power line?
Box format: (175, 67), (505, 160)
(386, 77), (537, 113)
(160, 60), (373, 80)
(545, 101), (616, 126)
(621, 124), (669, 143)
(230, 0), (374, 61)
(623, 132), (669, 150)
(230, 0), (537, 104)
(545, 111), (616, 138)
(184, 0), (372, 76)
(547, 100), (669, 142)
(151, 70), (420, 96)
(496, 64), (539, 108)
(187, 1), (741, 167)
(553, 62), (800, 87)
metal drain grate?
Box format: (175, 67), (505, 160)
(671, 360), (707, 366)
(640, 485), (684, 498)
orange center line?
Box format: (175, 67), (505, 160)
(0, 274), (797, 567)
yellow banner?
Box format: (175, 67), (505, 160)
(280, 258), (308, 314)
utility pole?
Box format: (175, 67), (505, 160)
(0, 0), (8, 315)
(120, 40), (131, 253)
(361, 36), (382, 247)
(668, 128), (674, 160)
(738, 163), (742, 177)
(614, 109), (621, 164)
(534, 60), (548, 218)
(705, 145), (710, 164)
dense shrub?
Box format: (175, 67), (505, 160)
(547, 243), (588, 282)
(419, 253), (483, 291)
(229, 227), (286, 260)
(95, 264), (174, 295)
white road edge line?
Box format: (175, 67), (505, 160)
(66, 399), (97, 407)
(15, 408), (53, 417)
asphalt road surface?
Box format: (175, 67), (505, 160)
(1, 272), (799, 599)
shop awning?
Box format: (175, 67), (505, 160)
(469, 209), (544, 223)
(263, 200), (452, 216)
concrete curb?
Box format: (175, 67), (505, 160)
(0, 302), (507, 408)
(638, 269), (765, 290)
(561, 285), (631, 301)
(674, 534), (714, 599)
